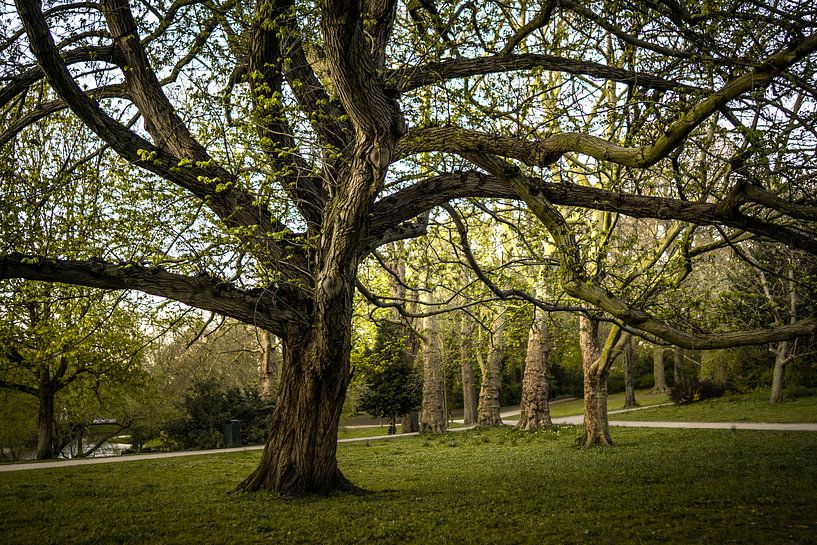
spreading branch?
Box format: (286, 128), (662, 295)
(0, 254), (307, 337)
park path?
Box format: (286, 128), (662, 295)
(2, 406), (816, 473)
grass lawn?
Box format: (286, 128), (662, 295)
(2, 426), (816, 544)
(337, 422), (465, 440)
(610, 392), (817, 423)
(500, 389), (671, 421)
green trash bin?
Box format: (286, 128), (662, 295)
(223, 419), (241, 448)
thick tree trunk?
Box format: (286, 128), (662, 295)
(35, 388), (56, 460)
(419, 294), (446, 433)
(673, 345), (686, 388)
(478, 311), (504, 426)
(579, 316), (613, 447)
(236, 333), (353, 496)
(516, 308), (552, 430)
(459, 313), (478, 425)
(623, 338), (637, 409)
(651, 346), (668, 393)
(259, 329), (280, 402)
(770, 340), (790, 404)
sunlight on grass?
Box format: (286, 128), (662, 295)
(610, 392), (817, 423)
(2, 426), (816, 544)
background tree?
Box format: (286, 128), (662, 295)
(356, 322), (422, 434)
(0, 282), (148, 459)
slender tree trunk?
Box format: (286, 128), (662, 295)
(623, 338), (637, 409)
(517, 308), (552, 430)
(652, 346), (668, 393)
(770, 267), (798, 404)
(770, 340), (790, 404)
(673, 345), (686, 388)
(387, 246), (421, 433)
(478, 311), (504, 426)
(419, 293), (446, 433)
(36, 387), (56, 460)
(580, 316), (612, 447)
(459, 313), (478, 425)
(259, 329), (280, 402)
(75, 426), (84, 458)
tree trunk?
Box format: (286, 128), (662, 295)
(419, 293), (446, 433)
(579, 316), (612, 447)
(770, 340), (790, 404)
(478, 311), (504, 426)
(517, 308), (552, 430)
(459, 313), (478, 425)
(652, 346), (668, 393)
(386, 245), (422, 433)
(673, 345), (686, 387)
(770, 267), (797, 404)
(623, 338), (638, 409)
(236, 332), (353, 496)
(401, 411), (419, 433)
(259, 329), (280, 402)
(35, 387), (56, 460)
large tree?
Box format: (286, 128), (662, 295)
(3, 1), (817, 495)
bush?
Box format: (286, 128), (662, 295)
(670, 379), (731, 404)
(163, 378), (272, 449)
(784, 385), (816, 399)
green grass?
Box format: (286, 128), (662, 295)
(337, 423), (465, 440)
(501, 389), (671, 421)
(2, 426), (816, 544)
(610, 392), (817, 423)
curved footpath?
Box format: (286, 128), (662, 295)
(2, 406), (816, 473)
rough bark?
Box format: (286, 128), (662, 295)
(516, 308), (552, 430)
(419, 292), (446, 433)
(370, 171), (817, 259)
(651, 346), (668, 393)
(459, 313), (478, 426)
(623, 338), (638, 409)
(35, 387), (56, 460)
(235, 333), (354, 496)
(259, 329), (280, 402)
(770, 341), (790, 404)
(478, 311), (504, 426)
(673, 345), (686, 388)
(579, 316), (613, 447)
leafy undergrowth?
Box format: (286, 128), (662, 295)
(2, 427), (816, 544)
(610, 391), (817, 423)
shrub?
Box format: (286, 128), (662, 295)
(163, 378), (272, 449)
(784, 385), (816, 399)
(670, 379), (731, 404)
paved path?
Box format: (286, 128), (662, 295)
(0, 426), (479, 473)
(3, 405), (815, 473)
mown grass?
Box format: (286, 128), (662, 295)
(610, 392), (817, 423)
(2, 426), (816, 544)
(499, 389), (671, 421)
(337, 422), (465, 440)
